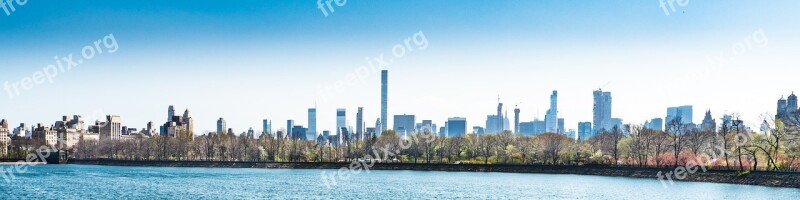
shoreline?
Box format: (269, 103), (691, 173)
(66, 159), (800, 189)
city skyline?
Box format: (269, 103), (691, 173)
(2, 1), (799, 134)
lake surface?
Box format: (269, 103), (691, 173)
(0, 164), (797, 199)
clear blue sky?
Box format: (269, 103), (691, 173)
(2, 0), (799, 133)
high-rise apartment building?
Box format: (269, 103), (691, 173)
(308, 108), (317, 138)
(514, 107), (520, 134)
(262, 119), (271, 135)
(99, 115), (121, 141)
(381, 70), (388, 133)
(356, 107), (364, 140)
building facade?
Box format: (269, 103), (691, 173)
(446, 117), (467, 137)
(381, 70), (388, 133)
(99, 115), (122, 141)
(393, 114), (416, 137)
(593, 89), (612, 133)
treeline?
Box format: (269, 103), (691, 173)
(9, 117), (799, 172)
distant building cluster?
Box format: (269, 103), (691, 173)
(4, 70), (790, 156)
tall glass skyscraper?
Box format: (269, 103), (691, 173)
(578, 122), (592, 141)
(393, 114), (416, 138)
(336, 108), (346, 136)
(356, 107), (364, 140)
(308, 108), (317, 138)
(262, 119), (271, 135)
(381, 70), (388, 133)
(545, 91), (558, 133)
(666, 105), (693, 125)
(446, 117), (467, 137)
(593, 89), (612, 133)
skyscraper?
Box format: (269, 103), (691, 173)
(557, 118), (565, 134)
(381, 70), (388, 133)
(497, 101), (503, 133)
(701, 110), (716, 132)
(356, 107), (364, 140)
(287, 119), (294, 138)
(545, 90), (558, 133)
(217, 118), (226, 134)
(789, 92), (798, 111)
(485, 115), (501, 134)
(447, 117), (467, 137)
(645, 118), (663, 131)
(666, 105), (693, 125)
(262, 119), (271, 135)
(593, 89), (612, 133)
(337, 108), (346, 136)
(420, 120), (434, 133)
(308, 108), (317, 137)
(167, 105), (175, 122)
(393, 114), (416, 137)
(375, 118), (382, 135)
(514, 107), (520, 134)
(578, 122), (592, 141)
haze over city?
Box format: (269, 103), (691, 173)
(2, 0), (799, 133)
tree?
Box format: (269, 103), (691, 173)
(666, 117), (688, 167)
(538, 133), (568, 165)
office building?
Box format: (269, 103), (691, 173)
(393, 114), (416, 137)
(485, 115), (501, 134)
(446, 117), (467, 137)
(308, 108), (317, 138)
(473, 126), (485, 134)
(666, 105), (693, 125)
(593, 89), (612, 133)
(336, 109), (346, 136)
(419, 120), (434, 133)
(644, 118), (663, 131)
(557, 118), (565, 134)
(287, 119), (295, 139)
(578, 122), (592, 141)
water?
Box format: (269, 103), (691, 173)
(0, 164), (797, 199)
